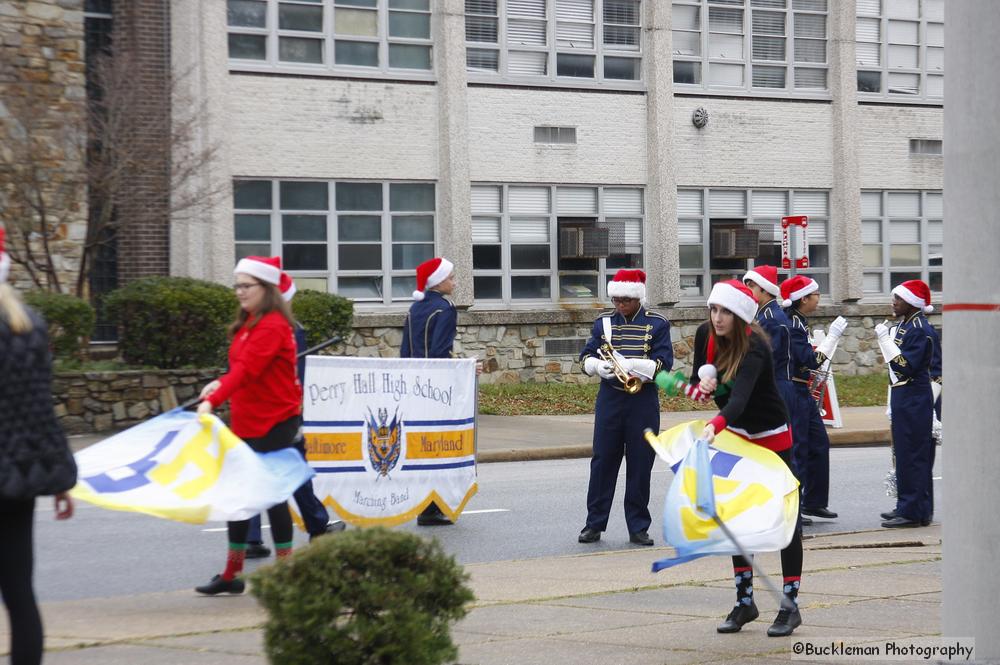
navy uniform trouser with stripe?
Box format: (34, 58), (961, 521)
(790, 383), (831, 510)
(586, 383), (659, 534)
(891, 383), (935, 522)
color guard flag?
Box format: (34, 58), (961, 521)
(70, 409), (314, 523)
(646, 420), (799, 572)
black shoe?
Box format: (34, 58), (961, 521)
(767, 607), (802, 637)
(245, 542), (271, 559)
(717, 602), (759, 633)
(882, 516), (921, 528)
(309, 520), (348, 542)
(880, 510), (898, 520)
(195, 574), (245, 596)
(802, 507), (838, 519)
(921, 516), (933, 527)
(578, 527), (601, 543)
(629, 530), (654, 546)
(417, 514), (453, 526)
(800, 515), (813, 526)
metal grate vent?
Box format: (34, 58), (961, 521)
(544, 338), (588, 357)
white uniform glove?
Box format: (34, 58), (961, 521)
(875, 321), (902, 363)
(828, 316), (848, 338)
(583, 356), (606, 377)
(816, 316), (847, 359)
(931, 380), (942, 402)
(597, 362), (617, 381)
(628, 358), (658, 380)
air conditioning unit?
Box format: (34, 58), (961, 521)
(560, 226), (610, 258)
(711, 228), (760, 259)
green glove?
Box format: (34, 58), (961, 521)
(654, 370), (688, 396)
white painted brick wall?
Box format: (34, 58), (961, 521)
(857, 105), (943, 190)
(226, 76), (440, 180)
(467, 87), (647, 184)
(672, 97), (835, 189)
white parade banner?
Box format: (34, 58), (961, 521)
(301, 355), (478, 526)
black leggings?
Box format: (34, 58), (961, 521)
(732, 447), (804, 579)
(0, 498), (43, 665)
(228, 503), (293, 545)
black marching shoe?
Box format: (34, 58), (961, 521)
(578, 527), (601, 543)
(881, 515), (921, 528)
(629, 530), (654, 546)
(717, 602), (759, 633)
(802, 507), (838, 519)
(195, 574), (245, 596)
(767, 607), (802, 637)
(800, 515), (814, 526)
(310, 520), (348, 542)
(245, 542), (271, 559)
(880, 510), (898, 520)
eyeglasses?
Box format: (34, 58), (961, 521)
(233, 282), (261, 293)
(611, 297), (637, 305)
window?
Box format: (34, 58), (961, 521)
(861, 190), (942, 296)
(534, 125), (578, 143)
(471, 184), (644, 304)
(465, 0), (643, 86)
(677, 188), (830, 299)
(233, 179), (436, 305)
(227, 0), (433, 76)
(672, 0), (829, 95)
(909, 138), (942, 155)
(855, 0), (942, 101)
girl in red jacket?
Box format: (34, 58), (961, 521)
(195, 256), (303, 595)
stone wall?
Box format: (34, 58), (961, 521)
(52, 368), (219, 434)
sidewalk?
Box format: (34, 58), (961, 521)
(10, 526), (941, 664)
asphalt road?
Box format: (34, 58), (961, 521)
(32, 446), (942, 603)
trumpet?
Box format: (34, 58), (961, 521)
(597, 343), (643, 394)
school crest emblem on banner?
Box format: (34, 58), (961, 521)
(366, 407), (402, 479)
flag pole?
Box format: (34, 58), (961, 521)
(711, 515), (797, 612)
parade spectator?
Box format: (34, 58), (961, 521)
(0, 226), (77, 665)
(577, 270), (672, 547)
(877, 280), (937, 528)
(691, 280), (804, 637)
(195, 256), (303, 595)
(780, 276), (845, 520)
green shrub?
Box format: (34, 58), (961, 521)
(23, 291), (96, 358)
(251, 527), (474, 665)
(291, 288), (354, 348)
(104, 277), (237, 369)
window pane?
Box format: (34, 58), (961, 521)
(604, 25), (639, 50)
(508, 19), (547, 45)
(889, 244), (920, 266)
(794, 38), (825, 63)
(392, 243), (434, 269)
(391, 215), (434, 241)
(228, 0), (267, 28)
(557, 53), (595, 78)
(281, 181), (328, 210)
(391, 0), (429, 9)
(337, 0), (377, 6)
(338, 276), (382, 299)
(282, 214), (327, 241)
(512, 275), (551, 299)
(889, 271), (920, 289)
(337, 182), (382, 210)
(335, 40), (379, 66)
(794, 67), (826, 89)
(508, 50), (547, 75)
(928, 271), (942, 292)
(679, 244), (704, 269)
(560, 274), (598, 299)
(236, 243), (272, 261)
(284, 244), (328, 270)
(511, 244), (551, 269)
(235, 214), (271, 241)
(474, 276), (503, 299)
(336, 7), (378, 35)
(338, 215), (381, 241)
(338, 244), (381, 270)
(710, 62), (744, 85)
(863, 272), (882, 293)
(228, 34), (267, 60)
(604, 56), (640, 80)
(467, 48), (499, 70)
(857, 70), (881, 92)
(605, 0), (640, 25)
(680, 274), (703, 297)
(391, 276), (417, 299)
(279, 37), (323, 63)
(279, 4), (323, 31)
(473, 245), (502, 269)
(673, 31), (701, 56)
(752, 65), (785, 88)
(752, 36), (785, 61)
(709, 33), (744, 59)
(888, 44), (918, 68)
(808, 244), (829, 267)
(673, 60), (701, 84)
(389, 44), (432, 69)
(467, 16), (498, 42)
(752, 11), (784, 35)
(389, 183), (435, 211)
(863, 245), (882, 267)
(887, 20), (918, 43)
(389, 11), (430, 38)
(234, 180), (272, 209)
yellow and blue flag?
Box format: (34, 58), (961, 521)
(647, 420), (799, 572)
(71, 409), (314, 524)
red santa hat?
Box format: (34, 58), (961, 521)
(743, 264), (781, 297)
(234, 255), (283, 286)
(413, 257), (454, 301)
(708, 279), (758, 324)
(779, 275), (819, 308)
(892, 279), (934, 313)
(607, 269), (646, 302)
(279, 271), (297, 302)
(0, 226), (9, 284)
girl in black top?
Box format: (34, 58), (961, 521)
(689, 280), (803, 638)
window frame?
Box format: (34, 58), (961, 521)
(227, 0), (436, 81)
(855, 0), (943, 103)
(464, 0), (646, 91)
(861, 189), (942, 298)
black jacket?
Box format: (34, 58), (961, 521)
(0, 307), (77, 500)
